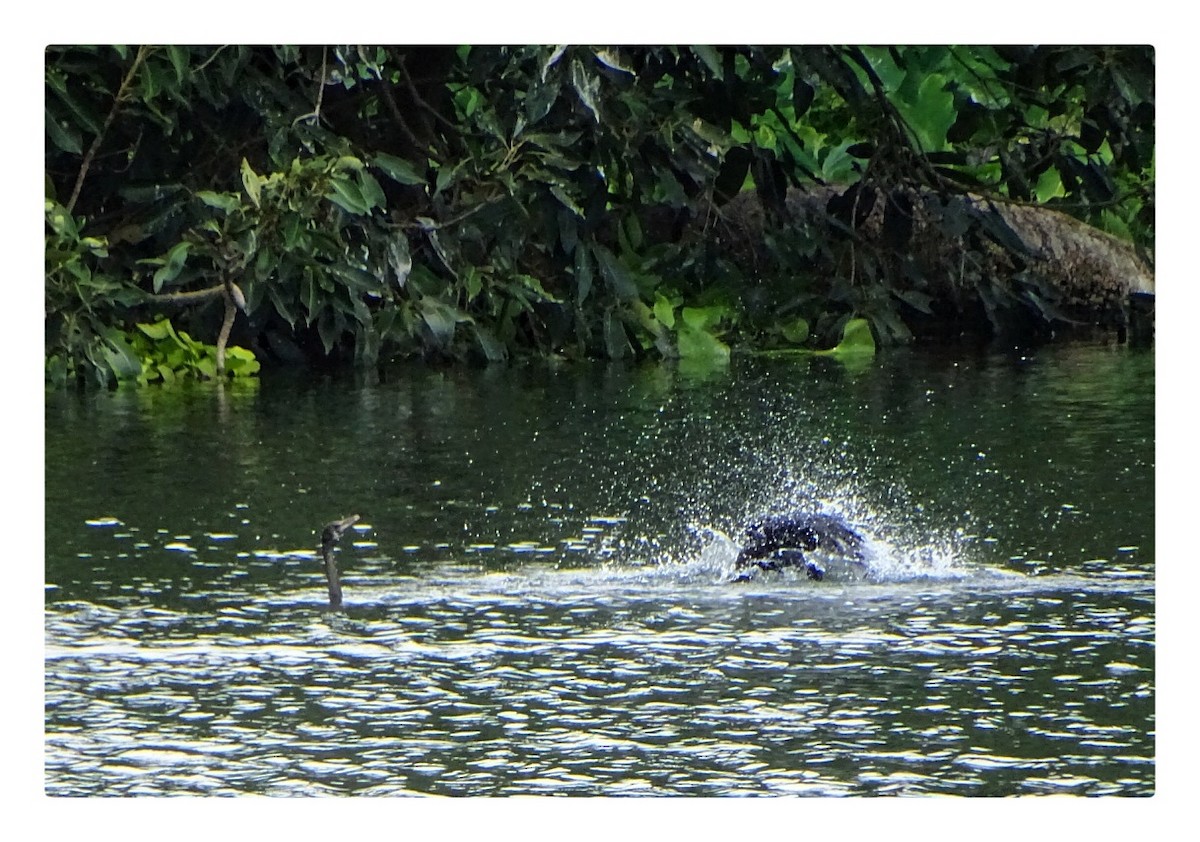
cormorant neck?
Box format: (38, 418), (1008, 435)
(324, 549), (343, 610)
(319, 514), (359, 610)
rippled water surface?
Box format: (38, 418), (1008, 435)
(45, 344), (1154, 796)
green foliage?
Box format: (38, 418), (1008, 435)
(44, 199), (142, 386)
(131, 318), (260, 383)
(45, 45), (1153, 384)
(815, 318), (877, 358)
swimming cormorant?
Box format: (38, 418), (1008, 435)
(320, 514), (360, 609)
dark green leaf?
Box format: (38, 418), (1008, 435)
(359, 171), (386, 212)
(474, 325), (508, 362)
(574, 241), (593, 305)
(327, 175), (369, 215)
(45, 106), (82, 155)
(593, 244), (638, 302)
(715, 146), (752, 204)
(973, 202), (1037, 258)
(152, 242), (190, 293)
(603, 310), (631, 359)
(691, 46), (723, 80)
(373, 152), (426, 186)
(166, 46), (189, 83)
(792, 77), (815, 117)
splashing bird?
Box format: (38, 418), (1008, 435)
(733, 511), (866, 582)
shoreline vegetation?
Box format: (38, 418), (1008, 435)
(45, 45), (1154, 387)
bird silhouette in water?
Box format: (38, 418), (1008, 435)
(320, 514), (360, 609)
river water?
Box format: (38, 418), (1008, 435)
(44, 343), (1154, 796)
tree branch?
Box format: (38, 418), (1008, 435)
(67, 45), (151, 214)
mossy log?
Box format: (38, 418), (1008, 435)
(704, 185), (1154, 341)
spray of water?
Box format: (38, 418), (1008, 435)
(593, 424), (993, 586)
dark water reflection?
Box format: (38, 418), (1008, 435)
(45, 344), (1154, 796)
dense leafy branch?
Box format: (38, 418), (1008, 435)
(44, 45), (1154, 386)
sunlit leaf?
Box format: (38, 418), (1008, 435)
(137, 320), (172, 341)
(570, 58), (601, 122)
(240, 158), (261, 208)
(816, 317), (876, 358)
(541, 45), (567, 82)
(653, 295), (675, 329)
(676, 325), (730, 362)
(196, 190), (240, 213)
(388, 235), (413, 288)
(594, 48), (635, 76)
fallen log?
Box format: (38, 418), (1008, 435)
(704, 185), (1154, 342)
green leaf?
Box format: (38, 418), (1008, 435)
(541, 45), (567, 82)
(593, 48), (635, 76)
(897, 72), (955, 152)
(474, 325), (508, 362)
(594, 244), (637, 302)
(816, 317), (876, 358)
(691, 46), (724, 80)
(570, 58), (601, 122)
(653, 294), (675, 329)
(45, 106), (82, 155)
(373, 152), (426, 186)
(681, 305), (725, 332)
(268, 284), (297, 327)
(893, 289), (933, 315)
(388, 235), (413, 287)
(196, 190), (240, 213)
(1034, 168), (1065, 203)
(524, 77), (561, 125)
(195, 357), (217, 379)
(166, 46), (189, 83)
(240, 158), (262, 208)
(152, 242), (190, 293)
(419, 298), (459, 347)
(45, 201), (79, 239)
(358, 171), (386, 212)
(676, 325), (730, 362)
(137, 320), (172, 341)
(98, 329), (142, 380)
(549, 183), (584, 218)
(603, 310), (631, 359)
(327, 175), (369, 215)
(574, 240), (593, 305)
(301, 272), (320, 322)
(780, 317), (809, 344)
(316, 309), (343, 355)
